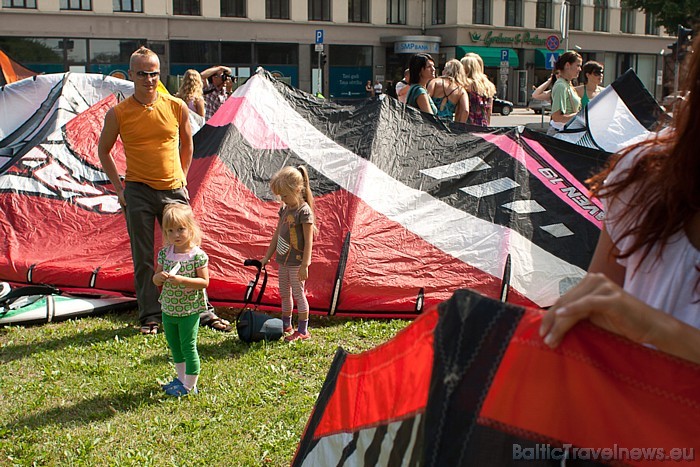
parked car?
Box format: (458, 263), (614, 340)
(528, 97), (551, 114)
(661, 91), (687, 113)
(492, 97), (514, 116)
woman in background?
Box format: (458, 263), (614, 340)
(427, 59), (469, 123)
(405, 53), (437, 115)
(548, 50), (582, 134)
(575, 61), (605, 108)
(461, 53), (496, 126)
(532, 70), (559, 101)
(175, 69), (205, 118)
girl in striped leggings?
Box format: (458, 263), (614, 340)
(262, 166), (316, 342)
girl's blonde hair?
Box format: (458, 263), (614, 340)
(175, 69), (203, 103)
(441, 59), (468, 89)
(461, 53), (496, 98)
(270, 165), (316, 222)
(162, 203), (202, 247)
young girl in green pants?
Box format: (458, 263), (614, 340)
(153, 203), (209, 396)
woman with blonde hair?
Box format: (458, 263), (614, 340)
(461, 53), (497, 126)
(427, 59), (470, 123)
(175, 69), (205, 118)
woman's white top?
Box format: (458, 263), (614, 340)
(604, 150), (700, 329)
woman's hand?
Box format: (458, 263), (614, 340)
(540, 273), (656, 348)
(540, 272), (700, 364)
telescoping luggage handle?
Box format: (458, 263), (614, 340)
(242, 259), (267, 309)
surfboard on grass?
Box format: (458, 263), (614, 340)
(0, 283), (136, 326)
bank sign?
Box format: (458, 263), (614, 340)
(394, 41), (440, 54)
(470, 30), (555, 48)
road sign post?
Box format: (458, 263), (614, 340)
(499, 50), (510, 99)
(315, 30), (324, 96)
(545, 52), (560, 70)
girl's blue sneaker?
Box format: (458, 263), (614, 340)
(164, 382), (198, 397)
(161, 377), (183, 391)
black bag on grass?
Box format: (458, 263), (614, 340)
(236, 259), (283, 343)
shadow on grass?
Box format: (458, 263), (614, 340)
(0, 310), (148, 364)
(214, 307), (365, 330)
(5, 387), (161, 430)
(140, 335), (280, 365)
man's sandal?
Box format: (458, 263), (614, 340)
(140, 322), (159, 335)
(202, 316), (232, 333)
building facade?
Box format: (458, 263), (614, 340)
(0, 0), (670, 103)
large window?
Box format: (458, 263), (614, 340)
(387, 0), (406, 24)
(645, 13), (659, 35)
(171, 41), (219, 64)
(473, 0), (491, 24)
(257, 43), (298, 65)
(90, 39), (141, 65)
(432, 0), (445, 24)
(169, 40), (254, 79)
(62, 39), (88, 68)
(221, 0), (245, 17)
(222, 43), (252, 63)
(505, 0), (522, 26)
(309, 0), (330, 20)
(266, 0), (289, 19)
(60, 0), (91, 10)
(0, 38), (63, 73)
(568, 0), (581, 30)
(0, 37), (150, 75)
(2, 0), (36, 8)
(113, 0), (142, 12)
(535, 0), (552, 28)
(173, 0), (200, 15)
(329, 45), (372, 67)
(593, 0), (608, 31)
(620, 4), (635, 33)
(349, 0), (369, 22)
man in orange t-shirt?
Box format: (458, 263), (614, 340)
(98, 46), (231, 335)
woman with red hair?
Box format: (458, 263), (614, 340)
(540, 35), (700, 364)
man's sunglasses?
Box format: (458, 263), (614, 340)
(135, 70), (160, 78)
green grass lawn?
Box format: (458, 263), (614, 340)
(0, 308), (410, 466)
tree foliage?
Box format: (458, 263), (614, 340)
(622, 0), (700, 33)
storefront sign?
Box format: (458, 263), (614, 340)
(329, 67), (372, 98)
(470, 31), (553, 48)
(394, 41), (440, 54)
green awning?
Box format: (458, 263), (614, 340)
(535, 49), (553, 69)
(456, 46), (519, 67)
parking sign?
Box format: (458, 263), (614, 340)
(500, 49), (509, 63)
(315, 30), (324, 44)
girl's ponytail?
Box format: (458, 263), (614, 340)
(297, 165), (314, 212)
(297, 165), (317, 232)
